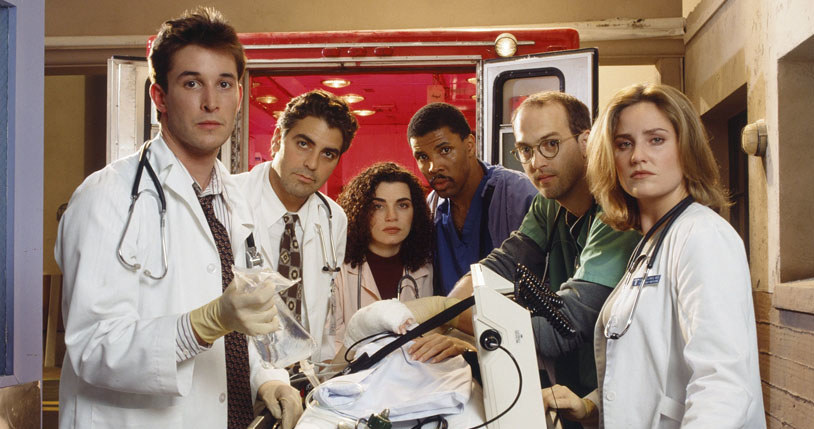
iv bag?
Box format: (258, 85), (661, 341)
(233, 266), (318, 368)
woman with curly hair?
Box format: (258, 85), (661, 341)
(332, 162), (434, 350)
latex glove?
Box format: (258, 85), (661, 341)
(408, 332), (474, 363)
(189, 278), (280, 344)
(258, 380), (303, 429)
(404, 296), (461, 326)
(541, 384), (595, 422)
(344, 299), (414, 349)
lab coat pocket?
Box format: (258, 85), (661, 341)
(90, 395), (182, 428)
(651, 394), (684, 428)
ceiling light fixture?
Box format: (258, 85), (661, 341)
(256, 95), (278, 104)
(322, 78), (351, 88)
(353, 109), (375, 117)
(341, 93), (365, 104)
(467, 77), (477, 85)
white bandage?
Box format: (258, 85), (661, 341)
(344, 299), (414, 349)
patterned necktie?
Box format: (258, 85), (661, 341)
(198, 194), (254, 428)
(278, 213), (303, 323)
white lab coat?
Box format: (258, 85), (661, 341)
(55, 136), (288, 429)
(332, 261), (433, 351)
(234, 162), (347, 362)
(592, 203), (765, 428)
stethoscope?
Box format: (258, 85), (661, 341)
(539, 204), (595, 289)
(117, 141), (169, 280)
(356, 267), (420, 310)
(116, 141), (266, 277)
(314, 192), (341, 273)
(603, 195), (694, 340)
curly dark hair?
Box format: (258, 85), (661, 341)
(338, 162), (434, 272)
(276, 89), (359, 155)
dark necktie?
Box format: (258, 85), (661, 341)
(198, 194), (254, 428)
(278, 213), (303, 323)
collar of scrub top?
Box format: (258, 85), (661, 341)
(604, 195), (694, 340)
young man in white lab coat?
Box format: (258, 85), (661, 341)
(55, 8), (301, 429)
(234, 90), (358, 363)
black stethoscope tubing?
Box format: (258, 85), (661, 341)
(605, 195), (694, 340)
(131, 140), (167, 211)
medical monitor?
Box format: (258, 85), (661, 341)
(471, 264), (558, 428)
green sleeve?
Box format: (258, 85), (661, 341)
(517, 194), (557, 250)
(573, 215), (641, 288)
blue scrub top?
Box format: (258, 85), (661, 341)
(434, 168), (492, 294)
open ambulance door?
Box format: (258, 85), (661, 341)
(480, 48), (597, 171)
(106, 56), (153, 164)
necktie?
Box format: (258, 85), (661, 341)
(198, 194), (254, 428)
(278, 213), (303, 323)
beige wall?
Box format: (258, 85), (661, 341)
(685, 0), (814, 427)
(597, 65), (661, 113)
(43, 75), (106, 275)
(44, 76), (85, 275)
(45, 0), (681, 36)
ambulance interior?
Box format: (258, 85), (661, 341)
(246, 69), (477, 198)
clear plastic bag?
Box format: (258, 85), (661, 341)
(233, 266), (318, 368)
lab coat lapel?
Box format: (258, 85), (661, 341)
(300, 194), (319, 248)
(301, 195), (322, 322)
(220, 161), (254, 265)
(147, 136), (215, 248)
(358, 263), (383, 301)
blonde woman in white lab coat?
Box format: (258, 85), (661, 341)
(542, 83), (765, 428)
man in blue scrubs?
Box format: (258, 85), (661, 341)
(407, 103), (537, 295)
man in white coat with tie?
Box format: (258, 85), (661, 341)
(56, 7), (302, 429)
(234, 90), (358, 363)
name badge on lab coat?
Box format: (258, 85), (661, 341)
(632, 275), (661, 287)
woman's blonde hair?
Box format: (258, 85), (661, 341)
(586, 83), (728, 231)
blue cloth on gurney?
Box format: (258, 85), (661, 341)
(313, 336), (472, 422)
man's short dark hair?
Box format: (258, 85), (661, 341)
(407, 102), (472, 141)
(149, 7), (246, 94)
(511, 91), (591, 136)
(277, 89), (359, 155)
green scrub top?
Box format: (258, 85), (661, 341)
(518, 194), (640, 291)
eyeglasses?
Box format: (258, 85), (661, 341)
(511, 134), (581, 164)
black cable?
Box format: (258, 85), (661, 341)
(410, 415), (449, 429)
(343, 331), (397, 362)
(466, 345), (522, 429)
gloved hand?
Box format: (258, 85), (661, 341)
(189, 278), (281, 345)
(404, 296), (462, 327)
(344, 299), (414, 349)
(258, 380), (303, 429)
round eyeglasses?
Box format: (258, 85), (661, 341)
(511, 134), (581, 164)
